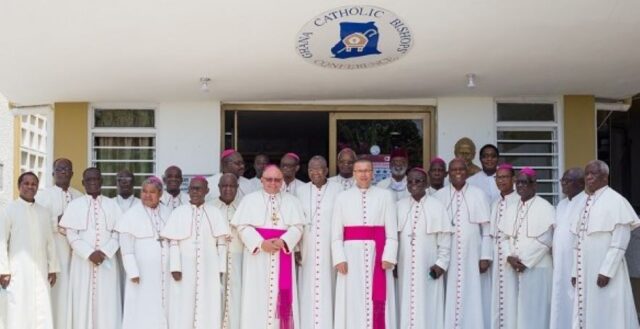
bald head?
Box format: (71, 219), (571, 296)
(218, 173), (239, 205)
(262, 165), (284, 194)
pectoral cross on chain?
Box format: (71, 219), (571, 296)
(157, 237), (165, 247)
(408, 232), (417, 245)
(271, 212), (280, 226)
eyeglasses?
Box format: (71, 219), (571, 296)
(263, 177), (283, 183)
(354, 169), (373, 174)
(117, 177), (134, 182)
(54, 167), (72, 173)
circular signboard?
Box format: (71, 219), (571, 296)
(296, 5), (413, 70)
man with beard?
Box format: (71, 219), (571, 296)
(207, 149), (255, 202)
(397, 167), (452, 329)
(160, 165), (190, 211)
(434, 158), (491, 329)
(500, 167), (554, 329)
(296, 156), (341, 329)
(571, 160), (640, 329)
(328, 148), (357, 191)
(280, 153), (304, 196)
(377, 148), (410, 201)
(35, 158), (83, 329)
(427, 157), (447, 196)
(468, 144), (501, 203)
(113, 169), (141, 212)
(550, 168), (585, 329)
(249, 154), (269, 191)
(60, 167), (123, 329)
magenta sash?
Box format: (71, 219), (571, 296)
(255, 228), (293, 329)
(343, 225), (387, 329)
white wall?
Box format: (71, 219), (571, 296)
(0, 94), (14, 208)
(435, 97), (496, 163)
(155, 101), (221, 177)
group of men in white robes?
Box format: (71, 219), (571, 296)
(3, 144), (640, 329)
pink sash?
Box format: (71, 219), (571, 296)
(343, 225), (387, 329)
(255, 228), (293, 329)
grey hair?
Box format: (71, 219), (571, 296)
(309, 155), (328, 168)
(337, 148), (357, 160)
(142, 176), (164, 192)
(586, 160), (609, 175)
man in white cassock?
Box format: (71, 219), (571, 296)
(501, 168), (554, 329)
(1, 172), (59, 329)
(466, 144), (499, 329)
(113, 169), (141, 212)
(160, 165), (190, 211)
(232, 165), (306, 329)
(249, 154), (269, 191)
(328, 148), (356, 191)
(550, 168), (585, 329)
(280, 153), (305, 196)
(332, 158), (398, 329)
(213, 173), (242, 329)
(116, 177), (172, 329)
(207, 149), (255, 202)
(35, 158), (82, 329)
(434, 158), (491, 329)
(571, 160), (640, 329)
(161, 176), (229, 329)
(489, 164), (520, 329)
(296, 156), (341, 329)
(427, 157), (447, 196)
(397, 168), (452, 329)
(60, 167), (123, 329)
(377, 148), (410, 201)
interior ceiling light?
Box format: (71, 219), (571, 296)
(200, 77), (211, 92)
(466, 73), (476, 89)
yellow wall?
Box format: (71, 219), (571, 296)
(53, 103), (89, 190)
(564, 95), (596, 170)
(13, 118), (21, 196)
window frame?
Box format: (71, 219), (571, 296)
(88, 104), (157, 195)
(494, 97), (564, 204)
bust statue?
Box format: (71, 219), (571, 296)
(454, 137), (481, 176)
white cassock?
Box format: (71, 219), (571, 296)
(489, 191), (520, 329)
(550, 192), (586, 329)
(113, 195), (141, 213)
(160, 203), (229, 329)
(60, 195), (123, 329)
(212, 198), (242, 329)
(207, 174), (255, 202)
(232, 191), (306, 329)
(466, 171), (497, 329)
(35, 185), (83, 329)
(377, 176), (410, 202)
(571, 186), (640, 329)
(468, 171), (501, 203)
(397, 194), (452, 329)
(427, 186), (440, 196)
(434, 184), (491, 329)
(296, 181), (341, 329)
(281, 178), (305, 196)
(249, 177), (263, 191)
(0, 199), (59, 329)
(116, 203), (172, 329)
(328, 175), (355, 191)
(160, 191), (190, 211)
(500, 195), (554, 329)
(332, 186), (398, 329)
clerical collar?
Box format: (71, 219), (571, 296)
(263, 191), (281, 198)
(520, 195), (536, 205)
(501, 190), (516, 199)
(586, 185), (608, 197)
(18, 197), (35, 205)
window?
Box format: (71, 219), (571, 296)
(496, 102), (561, 204)
(19, 114), (47, 181)
(91, 107), (156, 197)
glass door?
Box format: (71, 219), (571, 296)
(329, 112), (432, 183)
